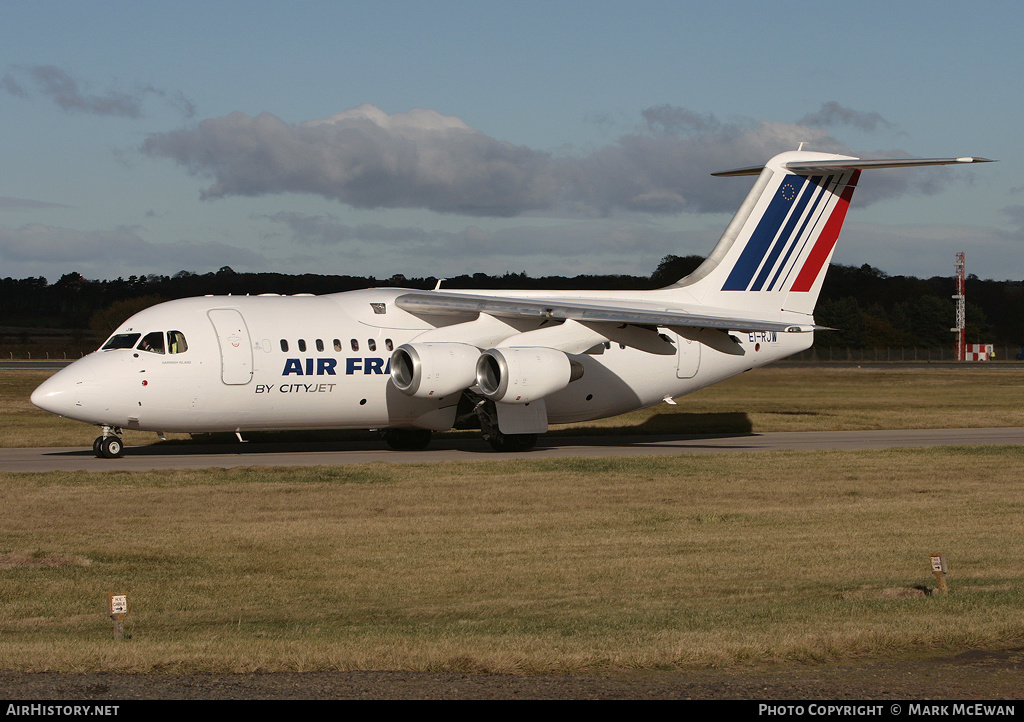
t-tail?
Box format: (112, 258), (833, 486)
(670, 150), (994, 319)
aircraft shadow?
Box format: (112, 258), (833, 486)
(549, 411), (753, 437)
(44, 413), (757, 457)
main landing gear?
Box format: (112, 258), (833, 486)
(381, 425), (536, 452)
(93, 426), (125, 458)
(471, 396), (539, 452)
(381, 394), (540, 453)
(484, 431), (538, 452)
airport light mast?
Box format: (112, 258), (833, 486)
(952, 251), (966, 361)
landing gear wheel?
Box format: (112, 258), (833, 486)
(96, 435), (125, 459)
(382, 428), (433, 450)
(487, 433), (538, 452)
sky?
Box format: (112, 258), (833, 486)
(1, 1), (1021, 286)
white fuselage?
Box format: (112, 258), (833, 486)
(33, 150), (989, 447)
(31, 286), (809, 435)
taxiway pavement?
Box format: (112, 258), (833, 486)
(2, 427), (1021, 473)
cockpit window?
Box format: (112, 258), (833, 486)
(102, 333), (141, 350)
(101, 330), (187, 353)
(138, 331), (165, 354)
(168, 330), (188, 354)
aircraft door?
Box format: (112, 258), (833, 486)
(207, 309), (254, 385)
(675, 330), (700, 379)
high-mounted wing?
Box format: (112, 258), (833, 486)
(394, 291), (817, 333)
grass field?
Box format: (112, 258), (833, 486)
(2, 365), (1023, 673)
(3, 450), (1024, 673)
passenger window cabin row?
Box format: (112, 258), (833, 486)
(278, 338), (394, 353)
(103, 331), (393, 357)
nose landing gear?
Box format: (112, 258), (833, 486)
(93, 427), (125, 458)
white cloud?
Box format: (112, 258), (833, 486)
(255, 210), (713, 280)
(142, 104), (556, 216)
(142, 104), (967, 219)
(798, 102), (896, 133)
(837, 221), (1024, 281)
(0, 196), (69, 211)
(2, 65), (195, 119)
(0, 224), (265, 279)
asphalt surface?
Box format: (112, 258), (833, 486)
(3, 427), (1022, 472)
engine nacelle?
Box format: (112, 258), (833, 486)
(475, 347), (584, 404)
(390, 342), (480, 399)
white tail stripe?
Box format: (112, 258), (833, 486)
(721, 172), (853, 292)
(750, 175), (836, 292)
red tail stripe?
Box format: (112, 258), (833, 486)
(789, 171), (860, 293)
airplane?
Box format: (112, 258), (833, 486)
(31, 149), (993, 458)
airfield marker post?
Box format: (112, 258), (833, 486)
(107, 592), (129, 639)
(930, 554), (949, 595)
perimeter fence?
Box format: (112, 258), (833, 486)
(784, 346), (1022, 363)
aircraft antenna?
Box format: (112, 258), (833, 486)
(952, 251), (966, 361)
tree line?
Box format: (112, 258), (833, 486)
(2, 257), (1022, 351)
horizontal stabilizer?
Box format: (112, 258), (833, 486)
(712, 156), (995, 177)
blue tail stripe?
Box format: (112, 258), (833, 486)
(721, 177), (807, 291)
(766, 175), (832, 291)
(750, 177), (820, 291)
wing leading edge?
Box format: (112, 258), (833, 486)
(394, 291), (817, 334)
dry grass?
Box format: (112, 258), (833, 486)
(555, 365), (1024, 434)
(2, 449), (1023, 673)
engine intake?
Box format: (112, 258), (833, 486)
(475, 347), (584, 404)
(390, 343), (480, 398)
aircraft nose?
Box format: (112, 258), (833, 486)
(31, 369), (75, 416)
(31, 362), (96, 417)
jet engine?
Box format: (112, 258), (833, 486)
(390, 342), (481, 399)
(475, 347), (584, 404)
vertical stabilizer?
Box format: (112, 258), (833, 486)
(672, 151), (860, 317)
(669, 151), (993, 320)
